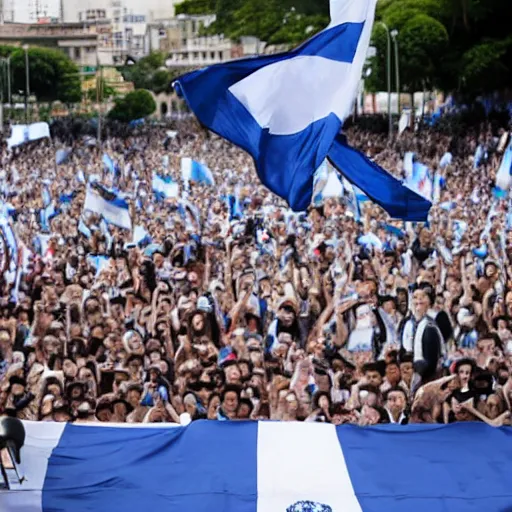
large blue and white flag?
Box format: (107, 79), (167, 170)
(181, 157), (215, 186)
(83, 182), (132, 231)
(174, 0), (431, 220)
(4, 421), (512, 512)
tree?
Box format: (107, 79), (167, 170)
(108, 89), (156, 123)
(120, 52), (175, 94)
(175, 0), (216, 15)
(87, 77), (117, 102)
(229, 0), (284, 42)
(461, 38), (512, 94)
(10, 47), (81, 103)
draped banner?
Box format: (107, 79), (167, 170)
(2, 421), (512, 512)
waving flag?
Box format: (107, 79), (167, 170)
(181, 157), (215, 186)
(495, 140), (512, 191)
(405, 161), (433, 201)
(5, 421), (512, 512)
(83, 182), (132, 230)
(152, 173), (179, 199)
(55, 148), (72, 166)
(174, 0), (430, 220)
(102, 153), (116, 175)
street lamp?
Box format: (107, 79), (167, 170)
(390, 29), (400, 116)
(22, 44), (30, 124)
(378, 22), (392, 137)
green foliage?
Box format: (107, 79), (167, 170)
(175, 0), (216, 15)
(269, 13), (327, 46)
(87, 78), (117, 102)
(368, 0), (512, 96)
(120, 52), (175, 94)
(108, 89), (156, 123)
(461, 38), (512, 92)
(6, 46), (81, 103)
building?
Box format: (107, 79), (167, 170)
(147, 14), (265, 69)
(0, 22), (109, 68)
(165, 34), (233, 68)
(61, 0), (177, 62)
(2, 0), (63, 23)
(146, 14), (216, 55)
(62, 0), (177, 24)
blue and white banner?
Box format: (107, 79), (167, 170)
(152, 173), (179, 199)
(181, 157), (215, 186)
(4, 421), (512, 512)
(7, 122), (50, 149)
(175, 0), (431, 220)
(83, 183), (132, 231)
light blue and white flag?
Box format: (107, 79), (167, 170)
(403, 152), (415, 178)
(342, 177), (361, 220)
(439, 152), (452, 169)
(78, 217), (92, 239)
(7, 122), (50, 149)
(41, 187), (51, 208)
(174, 0), (431, 220)
(496, 141), (512, 191)
(132, 225), (152, 246)
(102, 153), (116, 175)
(0, 214), (18, 284)
(406, 161), (432, 201)
(474, 144), (486, 169)
(5, 421), (512, 512)
(152, 173), (179, 199)
(40, 203), (59, 233)
(83, 183), (132, 231)
(56, 148), (72, 166)
(181, 157), (215, 186)
(86, 254), (111, 277)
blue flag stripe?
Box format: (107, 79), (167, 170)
(329, 135), (431, 221)
(338, 423), (512, 512)
(43, 422), (258, 512)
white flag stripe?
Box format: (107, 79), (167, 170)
(229, 0), (376, 136)
(257, 422), (362, 512)
(329, 0), (371, 27)
(0, 422), (65, 512)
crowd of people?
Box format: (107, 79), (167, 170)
(0, 117), (511, 427)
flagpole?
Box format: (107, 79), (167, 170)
(379, 22), (392, 138)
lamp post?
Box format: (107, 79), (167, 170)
(390, 29), (400, 116)
(0, 57), (10, 130)
(6, 56), (11, 111)
(378, 22), (392, 137)
(22, 45), (30, 124)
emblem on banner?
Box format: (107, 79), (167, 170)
(287, 501), (332, 512)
